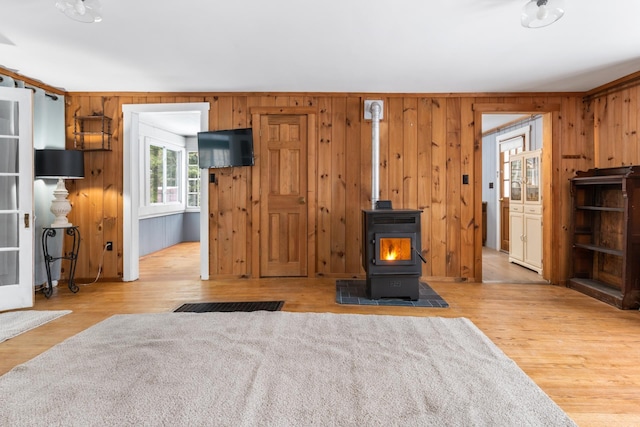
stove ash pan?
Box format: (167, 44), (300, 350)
(362, 209), (426, 300)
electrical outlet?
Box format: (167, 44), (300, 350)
(106, 242), (113, 251)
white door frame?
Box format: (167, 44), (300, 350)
(0, 87), (34, 310)
(122, 103), (209, 282)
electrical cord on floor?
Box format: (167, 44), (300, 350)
(79, 243), (109, 286)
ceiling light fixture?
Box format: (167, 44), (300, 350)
(521, 0), (564, 28)
(55, 0), (102, 23)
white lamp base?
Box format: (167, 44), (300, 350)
(50, 178), (73, 228)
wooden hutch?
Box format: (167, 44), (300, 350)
(568, 166), (640, 309)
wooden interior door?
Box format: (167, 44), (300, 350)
(499, 150), (510, 252)
(500, 198), (510, 251)
(259, 114), (308, 277)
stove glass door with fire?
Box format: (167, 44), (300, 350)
(374, 233), (416, 267)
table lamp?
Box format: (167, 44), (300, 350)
(35, 149), (85, 228)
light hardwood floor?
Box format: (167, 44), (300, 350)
(482, 246), (547, 283)
(2, 242), (640, 426)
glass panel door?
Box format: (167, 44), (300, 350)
(0, 115), (19, 286)
(510, 156), (523, 202)
(0, 87), (34, 311)
(526, 154), (540, 203)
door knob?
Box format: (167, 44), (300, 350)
(298, 197), (306, 204)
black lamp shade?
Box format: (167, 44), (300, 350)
(35, 149), (85, 179)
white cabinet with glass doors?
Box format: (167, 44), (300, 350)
(508, 149), (542, 273)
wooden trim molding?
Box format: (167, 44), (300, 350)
(0, 67), (66, 96)
(583, 70), (640, 101)
(250, 106), (316, 115)
(473, 103), (562, 113)
(481, 115), (538, 137)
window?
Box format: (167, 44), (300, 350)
(149, 143), (180, 204)
(139, 136), (185, 217)
(497, 126), (529, 201)
(187, 151), (200, 208)
(501, 145), (521, 199)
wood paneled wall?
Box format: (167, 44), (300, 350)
(64, 92), (594, 284)
(587, 86), (640, 167)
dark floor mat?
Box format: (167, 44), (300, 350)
(336, 280), (448, 307)
(174, 301), (284, 313)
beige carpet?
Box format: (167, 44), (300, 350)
(0, 312), (576, 426)
(0, 310), (71, 343)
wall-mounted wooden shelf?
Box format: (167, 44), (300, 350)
(74, 114), (112, 151)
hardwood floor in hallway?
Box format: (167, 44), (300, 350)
(1, 242), (639, 426)
(139, 241), (201, 282)
(482, 246), (547, 283)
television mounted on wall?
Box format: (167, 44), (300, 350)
(197, 128), (254, 169)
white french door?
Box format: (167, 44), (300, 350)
(0, 86), (34, 311)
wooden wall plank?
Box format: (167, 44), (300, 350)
(330, 98), (347, 273)
(612, 92), (624, 166)
(557, 99), (576, 283)
(598, 95), (612, 167)
(387, 98), (403, 208)
(446, 98), (461, 276)
(430, 98), (447, 276)
(232, 96), (250, 276)
(206, 96), (220, 275)
(215, 97), (234, 275)
(460, 98), (475, 279)
(306, 112), (318, 277)
(113, 96), (130, 279)
(216, 166), (234, 276)
(250, 110), (262, 278)
(622, 88), (637, 165)
(345, 97), (362, 273)
(316, 97), (332, 275)
(402, 98), (418, 209)
(417, 98), (433, 275)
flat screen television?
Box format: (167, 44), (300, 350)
(197, 128), (255, 169)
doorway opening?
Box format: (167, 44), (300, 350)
(122, 103), (209, 282)
(480, 112), (548, 284)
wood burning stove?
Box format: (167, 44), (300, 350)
(362, 206), (426, 300)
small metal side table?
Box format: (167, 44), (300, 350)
(41, 226), (80, 298)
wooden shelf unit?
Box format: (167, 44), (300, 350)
(73, 113), (112, 151)
(568, 166), (640, 309)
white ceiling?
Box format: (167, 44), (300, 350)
(1, 0), (640, 94)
